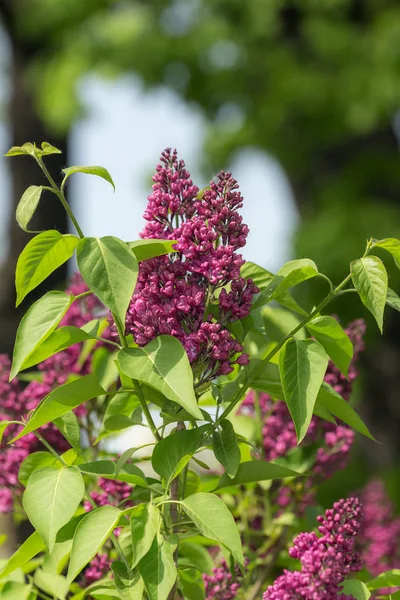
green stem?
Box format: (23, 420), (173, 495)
(37, 157), (85, 239)
(215, 272), (352, 427)
(133, 381), (162, 442)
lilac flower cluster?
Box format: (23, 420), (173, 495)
(0, 276), (104, 513)
(83, 477), (132, 511)
(122, 149), (258, 380)
(263, 497), (363, 599)
(203, 559), (243, 600)
(83, 553), (111, 586)
(358, 479), (400, 579)
(240, 320), (366, 484)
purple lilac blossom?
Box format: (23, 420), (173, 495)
(358, 479), (400, 584)
(83, 477), (132, 512)
(118, 149), (258, 381)
(0, 277), (105, 512)
(83, 553), (111, 586)
(263, 497), (363, 600)
(203, 559), (243, 600)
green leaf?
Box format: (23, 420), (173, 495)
(11, 374), (105, 442)
(341, 580), (371, 599)
(178, 569), (205, 600)
(180, 493), (244, 568)
(316, 382), (375, 440)
(240, 262), (274, 290)
(77, 236), (138, 326)
(40, 142), (62, 156)
(0, 421), (12, 445)
(96, 392), (140, 443)
(67, 506), (121, 582)
(386, 287), (400, 312)
(152, 427), (207, 482)
(53, 412), (82, 452)
(130, 503), (160, 568)
(137, 536), (177, 600)
(351, 256), (388, 333)
(0, 532), (45, 579)
(279, 338), (329, 442)
(118, 336), (202, 420)
(179, 542), (213, 575)
(367, 569), (400, 590)
(16, 231), (79, 306)
(20, 326), (92, 372)
(5, 142), (37, 157)
(18, 452), (58, 486)
(274, 258), (320, 297)
(62, 166), (115, 191)
(34, 569), (69, 600)
(128, 239), (177, 261)
(23, 467), (85, 551)
(371, 237), (400, 269)
(10, 291), (73, 380)
(213, 419), (240, 478)
(78, 460), (147, 488)
(16, 185), (44, 232)
(112, 562), (144, 600)
(216, 460), (302, 490)
(306, 315), (354, 375)
(0, 581), (33, 600)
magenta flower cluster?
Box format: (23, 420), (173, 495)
(203, 559), (243, 600)
(263, 497), (363, 599)
(122, 148), (258, 380)
(0, 275), (104, 513)
(358, 479), (400, 583)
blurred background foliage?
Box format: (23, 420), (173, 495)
(1, 0), (400, 478)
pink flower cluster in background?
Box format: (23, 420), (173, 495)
(263, 497), (363, 600)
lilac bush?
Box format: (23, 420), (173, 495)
(0, 142), (399, 600)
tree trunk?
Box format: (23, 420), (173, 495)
(0, 29), (69, 356)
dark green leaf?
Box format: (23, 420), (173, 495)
(216, 460), (302, 490)
(137, 536), (177, 600)
(16, 231), (79, 305)
(10, 291), (73, 380)
(306, 315), (353, 375)
(11, 374), (105, 442)
(279, 338), (329, 442)
(181, 493), (244, 567)
(96, 392), (140, 443)
(112, 562), (144, 600)
(78, 460), (147, 488)
(351, 256), (388, 333)
(316, 383), (375, 440)
(128, 239), (177, 261)
(152, 427), (208, 482)
(213, 420), (240, 478)
(118, 336), (202, 420)
(62, 166), (115, 191)
(77, 236), (138, 327)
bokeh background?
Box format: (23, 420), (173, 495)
(0, 0), (400, 506)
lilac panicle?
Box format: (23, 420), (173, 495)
(122, 149), (258, 381)
(358, 479), (400, 588)
(263, 497), (363, 599)
(203, 559), (243, 600)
